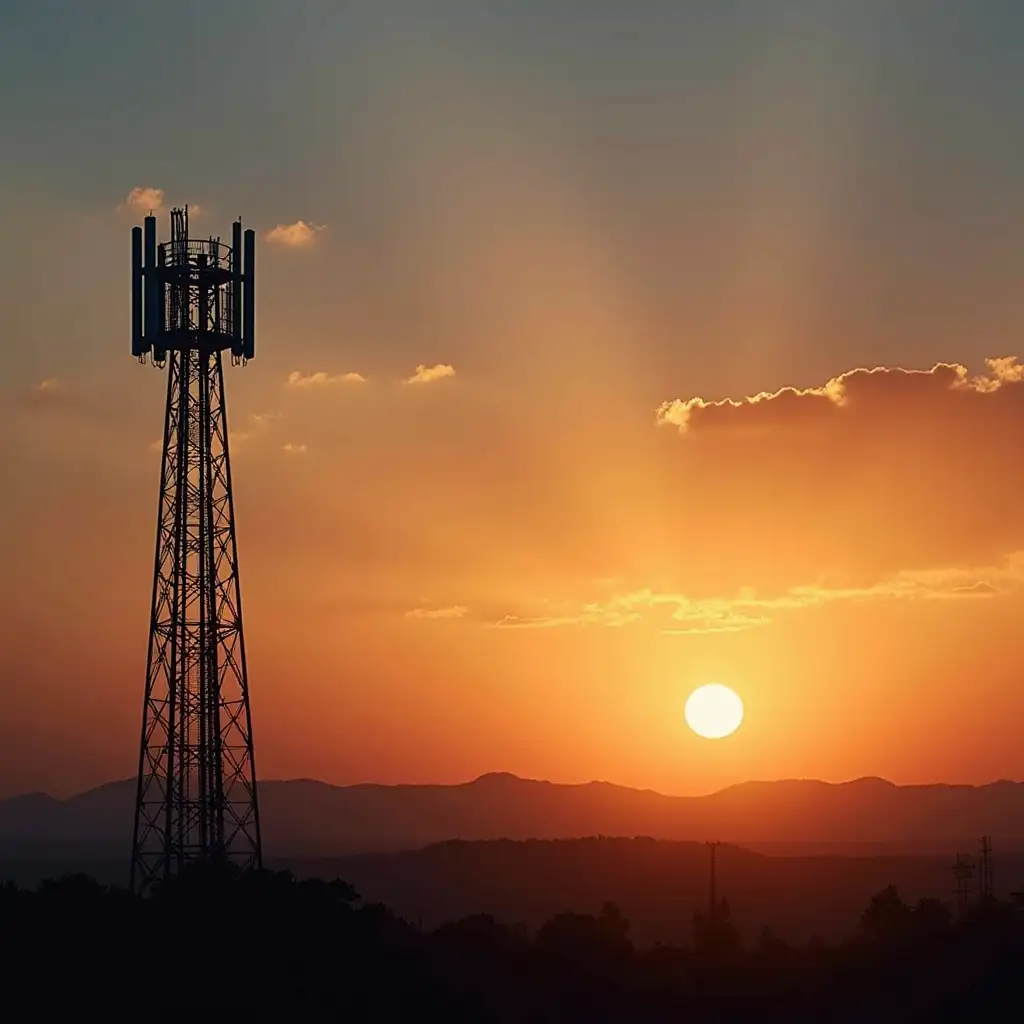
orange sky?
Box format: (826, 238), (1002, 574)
(3, 3), (1024, 798)
(5, 348), (1024, 798)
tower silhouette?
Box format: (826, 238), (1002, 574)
(129, 205), (261, 892)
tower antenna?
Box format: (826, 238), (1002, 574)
(952, 852), (975, 920)
(129, 206), (260, 892)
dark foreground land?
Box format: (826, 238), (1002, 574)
(1, 863), (1021, 1021)
(5, 836), (1024, 944)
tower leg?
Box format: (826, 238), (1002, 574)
(131, 348), (261, 893)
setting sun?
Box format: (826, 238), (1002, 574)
(685, 684), (744, 740)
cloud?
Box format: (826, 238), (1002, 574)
(14, 378), (142, 433)
(230, 411), (282, 446)
(483, 553), (1024, 634)
(143, 411), (281, 453)
(655, 357), (1023, 434)
(248, 412), (283, 429)
(405, 363), (456, 385)
(121, 186), (165, 213)
(643, 355), (1024, 592)
(405, 605), (469, 620)
(286, 370), (366, 388)
(265, 221), (325, 247)
(26, 377), (74, 409)
(282, 442), (308, 455)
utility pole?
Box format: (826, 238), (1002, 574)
(978, 835), (993, 901)
(707, 840), (720, 922)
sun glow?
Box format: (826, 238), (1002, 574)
(685, 684), (744, 740)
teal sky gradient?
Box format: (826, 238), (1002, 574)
(3, 1), (1023, 391)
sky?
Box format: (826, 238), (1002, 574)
(2, 0), (1024, 798)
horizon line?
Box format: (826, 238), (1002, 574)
(5, 771), (1023, 805)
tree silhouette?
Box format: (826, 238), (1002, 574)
(859, 884), (914, 944)
(0, 865), (1021, 1019)
(911, 896), (952, 939)
(537, 903), (634, 975)
(754, 923), (789, 955)
(693, 896), (740, 955)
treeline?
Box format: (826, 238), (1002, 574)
(0, 865), (1021, 1021)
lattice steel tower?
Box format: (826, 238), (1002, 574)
(129, 205), (261, 892)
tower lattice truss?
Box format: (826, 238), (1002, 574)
(130, 206), (261, 892)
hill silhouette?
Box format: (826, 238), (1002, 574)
(294, 837), (1024, 944)
(2, 772), (1023, 858)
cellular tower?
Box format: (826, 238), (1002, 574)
(129, 205), (261, 892)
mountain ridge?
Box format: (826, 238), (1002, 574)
(12, 772), (1024, 805)
(2, 772), (1024, 858)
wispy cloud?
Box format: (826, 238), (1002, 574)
(27, 376), (73, 409)
(282, 442), (308, 455)
(230, 411), (282, 446)
(146, 410), (282, 453)
(286, 370), (366, 388)
(265, 221), (325, 248)
(405, 605), (469, 620)
(483, 554), (1024, 634)
(405, 363), (455, 385)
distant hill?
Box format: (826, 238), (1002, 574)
(288, 837), (1024, 944)
(1, 772), (1023, 859)
(4, 834), (1023, 944)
